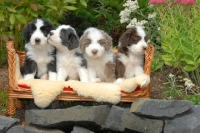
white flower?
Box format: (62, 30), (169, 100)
(148, 12), (156, 19)
(168, 74), (174, 78)
(123, 0), (139, 11)
(184, 78), (195, 90)
(120, 18), (130, 23)
(149, 4), (154, 8)
(183, 78), (190, 81)
(120, 0), (139, 24)
(126, 18), (148, 28)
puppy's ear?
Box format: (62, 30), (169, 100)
(41, 18), (54, 31)
(101, 31), (113, 51)
(60, 28), (79, 50)
(119, 28), (138, 48)
(23, 22), (36, 43)
(68, 32), (79, 50)
(79, 31), (90, 52)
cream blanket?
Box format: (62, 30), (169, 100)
(16, 54), (150, 108)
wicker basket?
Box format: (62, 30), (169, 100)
(6, 41), (154, 116)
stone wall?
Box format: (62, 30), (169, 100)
(1, 98), (200, 133)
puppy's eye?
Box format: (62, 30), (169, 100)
(131, 36), (141, 41)
(100, 42), (106, 45)
(83, 39), (91, 46)
(127, 43), (132, 46)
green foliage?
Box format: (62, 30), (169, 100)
(0, 0), (87, 50)
(1, 108), (6, 114)
(0, 41), (7, 67)
(0, 90), (8, 107)
(162, 74), (183, 99)
(184, 95), (200, 105)
(151, 50), (164, 72)
(63, 0), (126, 46)
(153, 1), (200, 85)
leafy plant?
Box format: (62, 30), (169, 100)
(0, 90), (8, 107)
(162, 74), (183, 99)
(150, 0), (200, 85)
(95, 0), (127, 46)
(0, 0), (87, 50)
(0, 40), (7, 67)
(151, 50), (164, 72)
(63, 0), (125, 46)
(184, 95), (200, 105)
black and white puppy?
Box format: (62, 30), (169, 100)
(20, 18), (57, 81)
(48, 25), (89, 82)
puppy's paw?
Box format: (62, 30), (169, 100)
(48, 72), (57, 81)
(24, 74), (35, 80)
(91, 78), (101, 83)
(40, 74), (48, 80)
(81, 79), (89, 82)
(114, 78), (125, 84)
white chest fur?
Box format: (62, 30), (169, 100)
(86, 51), (114, 82)
(25, 43), (54, 77)
(56, 49), (82, 80)
(118, 52), (144, 78)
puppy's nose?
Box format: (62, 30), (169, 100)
(143, 46), (147, 50)
(49, 31), (54, 36)
(35, 38), (40, 43)
(92, 50), (98, 55)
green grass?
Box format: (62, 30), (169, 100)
(184, 95), (200, 105)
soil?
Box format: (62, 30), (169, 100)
(0, 65), (176, 122)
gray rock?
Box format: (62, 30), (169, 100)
(164, 105), (200, 133)
(0, 125), (6, 133)
(0, 115), (20, 133)
(102, 106), (163, 133)
(130, 98), (194, 118)
(6, 125), (64, 133)
(71, 125), (94, 133)
(25, 105), (110, 131)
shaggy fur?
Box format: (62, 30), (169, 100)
(120, 74), (150, 93)
(18, 79), (121, 108)
(20, 18), (56, 81)
(80, 27), (116, 83)
(48, 25), (89, 82)
(115, 26), (149, 83)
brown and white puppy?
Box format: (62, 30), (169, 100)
(80, 27), (116, 83)
(115, 26), (149, 84)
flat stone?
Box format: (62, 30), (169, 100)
(0, 115), (20, 133)
(164, 105), (200, 133)
(71, 125), (94, 133)
(102, 106), (163, 133)
(25, 105), (110, 131)
(6, 125), (64, 133)
(0, 125), (6, 133)
(130, 98), (194, 118)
